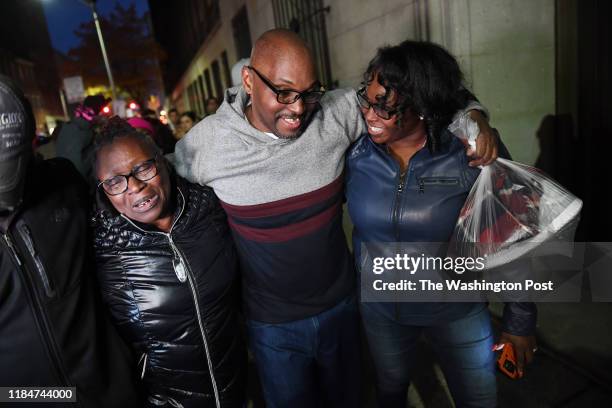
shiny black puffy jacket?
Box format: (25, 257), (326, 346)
(94, 177), (245, 408)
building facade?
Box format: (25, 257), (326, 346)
(150, 0), (559, 166)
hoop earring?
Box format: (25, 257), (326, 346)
(418, 114), (424, 121)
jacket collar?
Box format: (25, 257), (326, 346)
(368, 128), (455, 159)
(118, 185), (186, 236)
(95, 176), (187, 236)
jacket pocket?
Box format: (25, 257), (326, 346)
(417, 177), (459, 194)
(17, 220), (56, 298)
(138, 352), (148, 379)
(147, 394), (184, 407)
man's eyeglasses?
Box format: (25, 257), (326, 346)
(98, 158), (158, 196)
(356, 87), (400, 120)
(247, 66), (325, 104)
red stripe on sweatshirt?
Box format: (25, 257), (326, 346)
(220, 175), (343, 219)
(226, 201), (342, 243)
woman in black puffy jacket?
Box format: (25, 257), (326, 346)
(92, 117), (245, 408)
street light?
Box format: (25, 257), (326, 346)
(79, 0), (117, 110)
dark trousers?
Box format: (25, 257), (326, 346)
(361, 303), (497, 408)
(246, 296), (361, 408)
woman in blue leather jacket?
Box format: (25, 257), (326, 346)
(346, 41), (537, 407)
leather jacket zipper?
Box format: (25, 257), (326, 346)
(392, 168), (410, 241)
(3, 233), (22, 266)
(3, 233), (72, 390)
(120, 189), (221, 408)
(392, 165), (410, 320)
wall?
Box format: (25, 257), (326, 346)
(325, 0), (421, 87)
(323, 0), (555, 164)
(246, 0), (275, 41)
(431, 0), (556, 165)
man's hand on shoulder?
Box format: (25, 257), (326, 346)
(467, 110), (499, 167)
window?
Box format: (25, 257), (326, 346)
(192, 80), (203, 116)
(221, 51), (232, 89)
(204, 69), (213, 98)
(232, 6), (252, 59)
(211, 60), (224, 98)
(198, 75), (207, 106)
(187, 84), (195, 112)
(271, 0), (333, 88)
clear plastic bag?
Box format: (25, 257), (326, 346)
(448, 114), (583, 269)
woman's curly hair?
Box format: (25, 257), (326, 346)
(93, 116), (161, 169)
(364, 40), (474, 152)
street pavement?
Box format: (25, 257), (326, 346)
(245, 303), (612, 407)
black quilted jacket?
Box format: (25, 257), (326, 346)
(94, 177), (245, 408)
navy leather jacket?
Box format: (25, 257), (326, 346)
(346, 131), (537, 335)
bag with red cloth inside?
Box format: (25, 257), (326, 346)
(448, 115), (582, 269)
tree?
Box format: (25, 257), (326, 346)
(66, 3), (164, 104)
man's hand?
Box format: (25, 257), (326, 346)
(468, 110), (498, 167)
(498, 332), (537, 378)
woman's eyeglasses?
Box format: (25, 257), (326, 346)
(356, 87), (400, 120)
(98, 158), (158, 196)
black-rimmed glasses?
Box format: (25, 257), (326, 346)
(247, 66), (325, 104)
(98, 158), (158, 196)
(356, 87), (401, 120)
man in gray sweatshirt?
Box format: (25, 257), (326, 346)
(175, 29), (498, 407)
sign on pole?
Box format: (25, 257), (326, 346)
(113, 99), (126, 118)
(63, 76), (85, 104)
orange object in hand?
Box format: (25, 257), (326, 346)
(496, 343), (520, 379)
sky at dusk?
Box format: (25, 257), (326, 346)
(42, 0), (149, 54)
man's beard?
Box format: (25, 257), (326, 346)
(273, 107), (317, 139)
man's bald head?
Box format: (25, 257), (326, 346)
(242, 29), (321, 139)
(250, 29), (314, 72)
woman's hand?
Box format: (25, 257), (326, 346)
(467, 110), (499, 167)
(498, 332), (537, 378)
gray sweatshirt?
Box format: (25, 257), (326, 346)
(174, 86), (364, 205)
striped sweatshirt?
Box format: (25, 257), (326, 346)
(175, 86), (365, 323)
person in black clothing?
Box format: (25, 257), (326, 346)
(0, 77), (140, 406)
(93, 117), (245, 408)
(55, 94), (109, 183)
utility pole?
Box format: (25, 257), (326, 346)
(80, 0), (117, 108)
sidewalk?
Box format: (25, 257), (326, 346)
(245, 303), (612, 407)
(376, 303), (612, 407)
